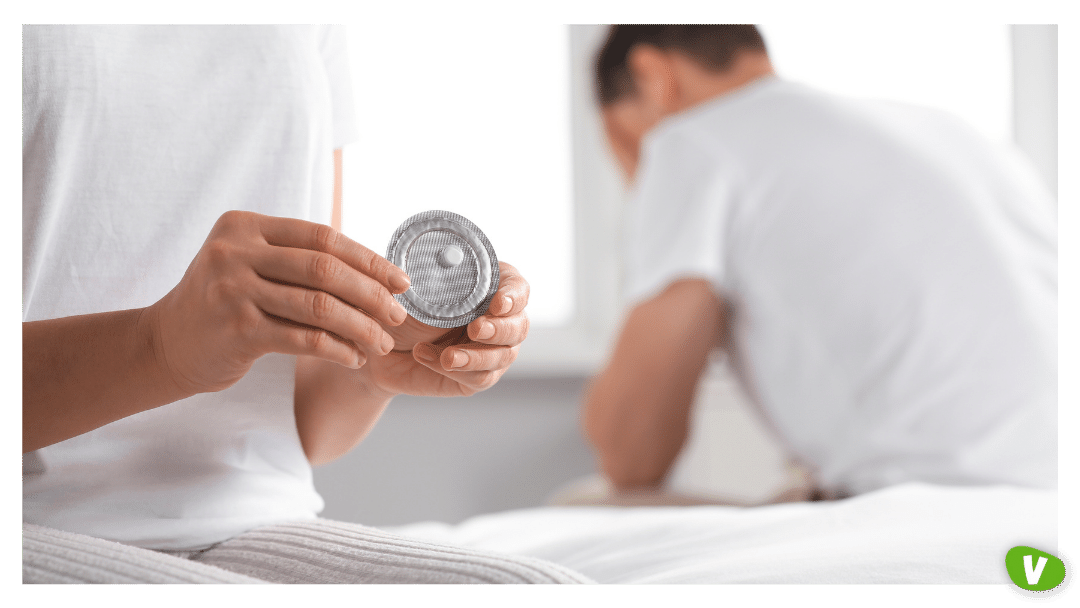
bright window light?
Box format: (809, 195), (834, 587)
(340, 23), (575, 327)
(758, 24), (1012, 144)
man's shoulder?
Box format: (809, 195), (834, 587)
(653, 78), (856, 148)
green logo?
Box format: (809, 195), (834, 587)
(1005, 546), (1066, 592)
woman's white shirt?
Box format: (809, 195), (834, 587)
(22, 25), (358, 550)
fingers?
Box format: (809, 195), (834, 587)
(255, 312), (367, 369)
(466, 261), (530, 345)
(443, 343), (520, 372)
(258, 215), (411, 294)
(467, 312), (529, 346)
(411, 342), (512, 393)
(485, 262), (530, 317)
(415, 341), (519, 373)
(253, 280), (395, 357)
(252, 246), (407, 328)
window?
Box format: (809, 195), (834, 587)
(757, 24), (1012, 145)
(341, 23), (575, 329)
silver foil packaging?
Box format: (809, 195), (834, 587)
(385, 210), (500, 328)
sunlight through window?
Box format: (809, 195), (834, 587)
(341, 24), (575, 327)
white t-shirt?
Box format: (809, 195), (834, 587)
(625, 76), (1056, 496)
(22, 25), (359, 550)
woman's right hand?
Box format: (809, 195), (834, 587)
(145, 210), (411, 395)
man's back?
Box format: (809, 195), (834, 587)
(625, 77), (1056, 494)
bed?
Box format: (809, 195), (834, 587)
(383, 482), (1057, 584)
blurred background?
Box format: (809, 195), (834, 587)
(316, 24), (1057, 526)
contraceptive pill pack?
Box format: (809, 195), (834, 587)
(385, 210), (500, 329)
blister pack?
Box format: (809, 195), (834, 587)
(385, 210), (500, 328)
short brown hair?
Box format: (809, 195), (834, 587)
(595, 25), (768, 105)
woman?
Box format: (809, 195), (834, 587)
(22, 24), (586, 584)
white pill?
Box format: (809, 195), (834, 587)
(439, 244), (464, 267)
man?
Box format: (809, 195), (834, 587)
(583, 25), (1056, 501)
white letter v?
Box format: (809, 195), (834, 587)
(1024, 554), (1048, 585)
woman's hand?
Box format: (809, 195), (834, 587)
(146, 210), (411, 395)
(356, 261), (530, 399)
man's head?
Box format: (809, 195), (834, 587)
(594, 25), (772, 179)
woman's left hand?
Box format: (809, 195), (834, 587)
(357, 261), (530, 398)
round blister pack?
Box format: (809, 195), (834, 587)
(385, 210), (500, 329)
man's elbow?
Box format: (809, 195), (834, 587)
(586, 418), (671, 489)
(600, 456), (668, 489)
(583, 362), (695, 490)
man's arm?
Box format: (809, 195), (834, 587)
(583, 278), (725, 488)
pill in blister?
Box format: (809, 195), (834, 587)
(385, 210), (500, 328)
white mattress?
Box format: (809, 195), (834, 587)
(384, 483), (1056, 584)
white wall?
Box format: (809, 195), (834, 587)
(314, 377), (596, 525)
(312, 360), (798, 525)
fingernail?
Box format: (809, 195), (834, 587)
(390, 303), (407, 325)
(390, 272), (411, 292)
(415, 345), (435, 362)
(475, 320), (495, 340)
(381, 333), (396, 355)
(354, 351), (367, 368)
(450, 350), (469, 369)
(500, 296), (512, 314)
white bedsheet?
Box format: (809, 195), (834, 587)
(384, 483), (1056, 584)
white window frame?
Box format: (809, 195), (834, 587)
(1011, 24), (1058, 199)
(508, 25), (625, 377)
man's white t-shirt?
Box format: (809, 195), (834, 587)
(625, 76), (1056, 496)
(22, 25), (359, 550)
